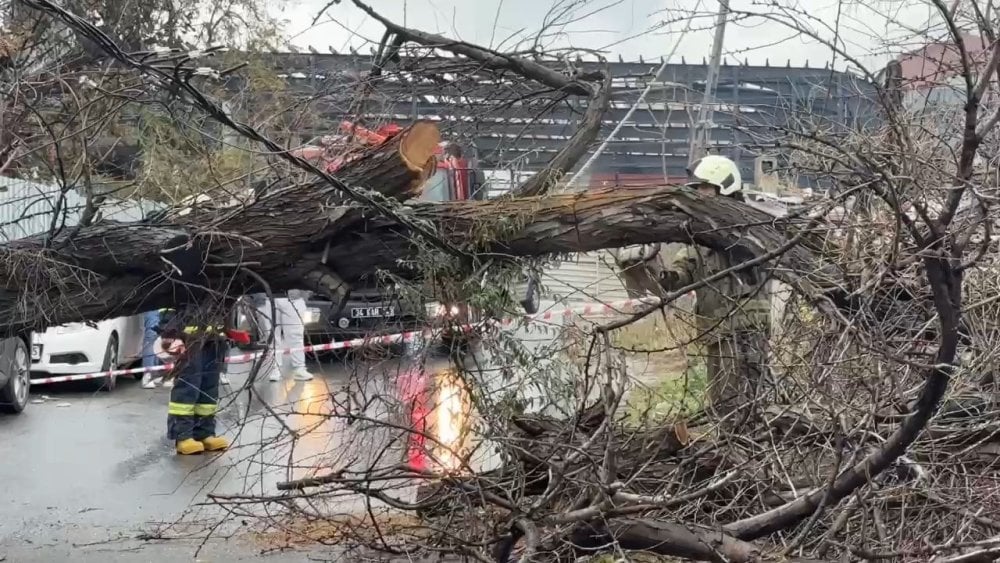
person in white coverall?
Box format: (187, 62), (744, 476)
(252, 291), (314, 382)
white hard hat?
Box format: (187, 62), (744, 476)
(686, 155), (742, 196)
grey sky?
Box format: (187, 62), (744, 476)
(284, 1), (947, 73)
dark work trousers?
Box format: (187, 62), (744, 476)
(704, 329), (771, 428)
(167, 339), (225, 441)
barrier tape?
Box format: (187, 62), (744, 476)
(30, 363), (174, 385)
(504, 295), (662, 325)
(29, 295), (667, 386)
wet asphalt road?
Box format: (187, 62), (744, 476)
(0, 311), (567, 562)
(0, 348), (434, 562)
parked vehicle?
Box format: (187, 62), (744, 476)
(232, 289), (474, 352)
(302, 285), (421, 344)
(0, 177), (163, 399)
(225, 122), (541, 352)
(300, 289), (487, 351)
(293, 122), (540, 345)
(31, 315), (144, 391)
(0, 333), (31, 413)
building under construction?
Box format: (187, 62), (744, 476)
(235, 53), (877, 195)
(218, 53), (876, 301)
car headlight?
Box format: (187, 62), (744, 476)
(432, 304), (463, 318)
(302, 308), (321, 324)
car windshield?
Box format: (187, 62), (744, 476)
(418, 168), (450, 203)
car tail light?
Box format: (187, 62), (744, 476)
(431, 303), (463, 318)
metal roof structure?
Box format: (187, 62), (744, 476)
(234, 53), (880, 184)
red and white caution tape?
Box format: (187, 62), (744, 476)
(29, 295), (667, 386)
(223, 323), (478, 365)
(502, 295), (662, 326)
(29, 325), (474, 386)
(30, 363), (174, 385)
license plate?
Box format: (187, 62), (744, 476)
(351, 306), (396, 319)
(31, 344), (41, 361)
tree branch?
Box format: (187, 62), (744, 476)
(350, 0), (593, 96)
(512, 63), (612, 197)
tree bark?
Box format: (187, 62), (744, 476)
(572, 519), (761, 563)
(0, 120), (440, 331)
(0, 183), (830, 331)
(1, 178), (876, 334)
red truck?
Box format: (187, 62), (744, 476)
(293, 120), (474, 201)
(290, 121), (539, 348)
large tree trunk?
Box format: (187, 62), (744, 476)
(0, 179), (835, 332)
(0, 121), (441, 331)
(1, 167), (911, 336)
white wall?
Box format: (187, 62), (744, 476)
(0, 177), (161, 241)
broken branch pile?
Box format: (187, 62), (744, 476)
(402, 397), (1000, 562)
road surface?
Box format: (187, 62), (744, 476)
(1, 350), (389, 561)
(0, 311), (570, 562)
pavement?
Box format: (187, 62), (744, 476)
(0, 310), (571, 562)
(0, 346), (433, 562)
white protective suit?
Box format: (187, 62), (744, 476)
(251, 293), (308, 379)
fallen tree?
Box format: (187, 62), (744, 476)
(0, 168), (825, 328)
(5, 156), (927, 346)
(0, 118), (443, 329)
(10, 1), (1000, 562)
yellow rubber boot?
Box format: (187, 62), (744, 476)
(176, 438), (205, 455)
(200, 436), (229, 452)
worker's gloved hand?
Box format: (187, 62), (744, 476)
(614, 244), (660, 267)
(155, 337), (186, 362)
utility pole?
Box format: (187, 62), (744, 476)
(687, 0), (730, 164)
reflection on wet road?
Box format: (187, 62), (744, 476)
(0, 346), (448, 560)
(0, 309), (567, 561)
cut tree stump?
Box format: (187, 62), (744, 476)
(0, 120), (442, 331)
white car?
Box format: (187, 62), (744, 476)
(31, 315), (144, 391)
